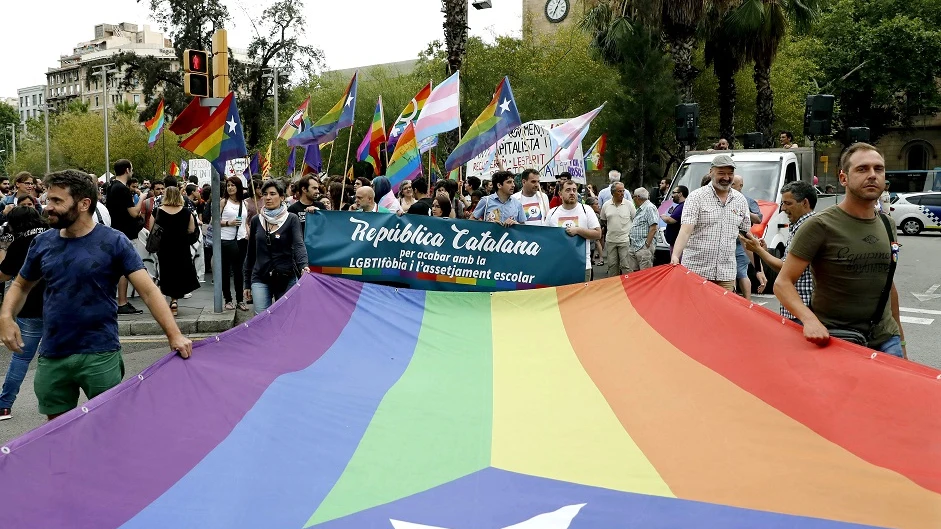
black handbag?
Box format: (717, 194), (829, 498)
(827, 213), (897, 347)
(145, 210), (162, 253)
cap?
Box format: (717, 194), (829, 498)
(711, 154), (736, 168)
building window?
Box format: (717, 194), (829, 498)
(907, 145), (929, 171)
(133, 94), (140, 104)
(39, 94), (43, 104)
(20, 111), (24, 121)
(95, 96), (99, 106)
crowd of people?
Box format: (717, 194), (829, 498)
(0, 140), (908, 423)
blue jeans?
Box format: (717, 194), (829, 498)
(0, 317), (44, 409)
(251, 277), (297, 315)
(877, 335), (904, 359)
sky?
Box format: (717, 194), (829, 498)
(0, 0), (523, 97)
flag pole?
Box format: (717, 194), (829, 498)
(326, 142), (335, 175)
(539, 145), (564, 173)
(339, 126), (354, 209)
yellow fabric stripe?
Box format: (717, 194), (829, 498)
(489, 287), (674, 497)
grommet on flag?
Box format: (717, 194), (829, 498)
(702, 280), (708, 285)
(137, 374), (144, 381)
(81, 406), (89, 413)
(749, 303), (754, 309)
(214, 336), (220, 342)
(870, 353), (878, 359)
(1, 446), (9, 454)
(243, 323), (249, 328)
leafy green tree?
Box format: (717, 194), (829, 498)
(65, 100), (90, 114)
(807, 0), (941, 143)
(703, 7), (748, 142)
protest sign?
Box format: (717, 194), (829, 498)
(466, 119), (587, 184)
(306, 211), (586, 291)
(187, 159), (212, 187)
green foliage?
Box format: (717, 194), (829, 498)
(4, 111), (192, 179)
(0, 102), (18, 131)
(807, 0), (941, 142)
(65, 99), (90, 114)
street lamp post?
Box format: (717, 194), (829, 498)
(8, 124), (15, 166)
(262, 67), (288, 168)
(100, 64), (118, 181)
(44, 99), (51, 174)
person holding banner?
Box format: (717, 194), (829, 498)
(355, 187), (389, 213)
(471, 171), (526, 227)
(545, 180), (602, 282)
(512, 169), (551, 227)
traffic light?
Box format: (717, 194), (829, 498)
(675, 103), (699, 145)
(183, 49), (210, 97)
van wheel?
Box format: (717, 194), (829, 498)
(901, 218), (923, 235)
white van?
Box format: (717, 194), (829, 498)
(655, 149), (814, 265)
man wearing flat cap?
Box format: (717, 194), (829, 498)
(670, 154), (752, 291)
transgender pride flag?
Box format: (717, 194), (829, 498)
(548, 103), (605, 157)
(414, 71), (460, 144)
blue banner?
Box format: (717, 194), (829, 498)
(305, 211), (586, 291)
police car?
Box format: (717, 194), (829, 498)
(890, 192), (941, 235)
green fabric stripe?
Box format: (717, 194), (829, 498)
(305, 291), (493, 527)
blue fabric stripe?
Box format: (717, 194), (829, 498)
(120, 284), (427, 529)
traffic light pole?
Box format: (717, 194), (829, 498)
(201, 96), (226, 314)
(43, 96), (50, 174)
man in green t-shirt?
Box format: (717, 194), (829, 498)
(774, 143), (906, 359)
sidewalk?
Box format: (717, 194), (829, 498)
(118, 275), (249, 336)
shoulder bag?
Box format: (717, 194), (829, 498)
(145, 209), (163, 254)
(827, 214), (897, 347)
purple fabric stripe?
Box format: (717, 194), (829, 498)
(0, 274), (361, 529)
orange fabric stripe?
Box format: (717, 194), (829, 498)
(557, 278), (941, 529)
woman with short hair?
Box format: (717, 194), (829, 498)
(243, 180), (308, 314)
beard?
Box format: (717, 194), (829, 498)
(48, 202), (80, 229)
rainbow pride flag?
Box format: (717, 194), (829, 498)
(167, 161), (180, 177)
(386, 121), (421, 192)
(2, 267), (939, 528)
(356, 97), (385, 174)
(288, 73), (358, 148)
(179, 92), (247, 175)
(388, 81), (432, 153)
(445, 76), (522, 172)
(144, 98), (165, 147)
(279, 96), (310, 140)
(584, 133), (607, 171)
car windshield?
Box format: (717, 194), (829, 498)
(672, 161), (783, 202)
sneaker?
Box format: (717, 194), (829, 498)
(0, 408), (11, 421)
(117, 302), (143, 315)
(183, 293), (193, 299)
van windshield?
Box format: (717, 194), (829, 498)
(672, 160), (783, 202)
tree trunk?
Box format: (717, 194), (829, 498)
(753, 56), (774, 147)
(717, 63), (736, 142)
(665, 32), (699, 103)
(441, 0), (468, 77)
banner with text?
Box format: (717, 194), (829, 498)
(306, 211), (586, 291)
(466, 119), (587, 184)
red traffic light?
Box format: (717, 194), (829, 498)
(183, 50), (209, 74)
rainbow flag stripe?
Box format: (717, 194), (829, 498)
(288, 73), (358, 147)
(2, 268), (939, 529)
(356, 97), (385, 173)
(178, 92), (247, 175)
(388, 81), (432, 153)
(144, 99), (165, 147)
(386, 121), (421, 192)
(584, 133), (607, 171)
(445, 76), (522, 172)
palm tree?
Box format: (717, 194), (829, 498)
(583, 0), (737, 103)
(704, 7), (748, 143)
(441, 0), (468, 76)
(728, 0), (820, 145)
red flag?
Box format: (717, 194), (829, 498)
(169, 97), (212, 135)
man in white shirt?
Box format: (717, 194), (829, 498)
(627, 187), (660, 271)
(545, 180), (602, 282)
(597, 170), (621, 207)
(599, 182), (635, 277)
(511, 168), (551, 226)
(670, 154), (752, 291)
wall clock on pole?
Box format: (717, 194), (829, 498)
(545, 0), (569, 23)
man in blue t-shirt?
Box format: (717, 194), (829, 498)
(0, 170), (192, 420)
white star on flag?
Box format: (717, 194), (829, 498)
(390, 126), (401, 138)
(499, 98), (511, 114)
(226, 117), (237, 133)
(390, 503), (586, 529)
(346, 95), (354, 107)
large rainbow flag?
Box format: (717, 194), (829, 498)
(1, 267), (939, 528)
(445, 76), (522, 172)
(179, 92), (247, 175)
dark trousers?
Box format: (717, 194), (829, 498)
(221, 239), (247, 303)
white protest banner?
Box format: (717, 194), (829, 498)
(188, 159), (212, 187)
(224, 158), (250, 187)
(466, 119), (586, 184)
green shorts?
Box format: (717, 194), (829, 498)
(34, 350), (125, 416)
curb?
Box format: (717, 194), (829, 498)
(118, 306), (238, 336)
